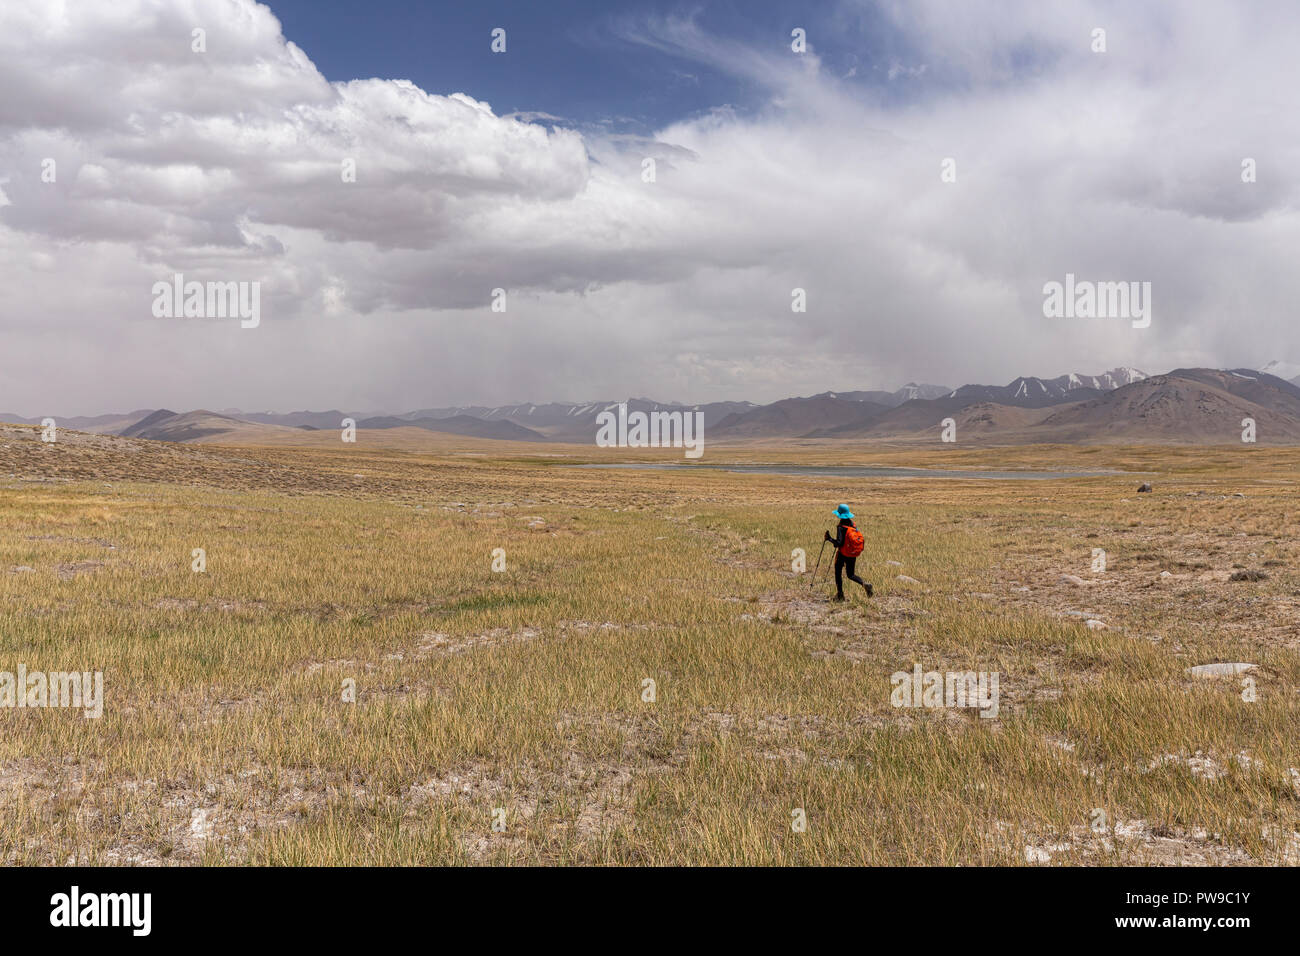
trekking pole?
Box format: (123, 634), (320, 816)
(809, 537), (828, 590)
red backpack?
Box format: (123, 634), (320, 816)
(840, 524), (864, 557)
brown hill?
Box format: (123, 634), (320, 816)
(811, 396), (969, 438)
(714, 396), (888, 438)
(951, 402), (1058, 436)
(120, 409), (309, 443)
(1030, 369), (1300, 443)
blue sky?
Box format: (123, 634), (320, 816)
(264, 0), (906, 132)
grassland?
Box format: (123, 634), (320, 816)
(0, 423), (1296, 865)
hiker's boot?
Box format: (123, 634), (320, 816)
(864, 582), (873, 598)
(833, 594), (846, 602)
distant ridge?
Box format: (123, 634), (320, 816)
(113, 409), (550, 444)
(17, 364), (1300, 445)
(947, 367), (1146, 406)
(356, 414), (548, 442)
(713, 396), (890, 437)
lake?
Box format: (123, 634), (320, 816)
(572, 463), (1134, 480)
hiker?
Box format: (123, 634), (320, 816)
(824, 504), (873, 601)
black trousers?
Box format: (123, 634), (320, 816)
(834, 554), (865, 597)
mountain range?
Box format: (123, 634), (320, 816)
(7, 364), (1300, 445)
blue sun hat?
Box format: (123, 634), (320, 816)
(834, 504), (854, 520)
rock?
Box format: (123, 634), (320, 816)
(886, 560), (902, 567)
(1229, 570), (1267, 582)
(1159, 571), (1173, 579)
(1137, 483), (1153, 493)
(1060, 574), (1088, 586)
(1186, 663), (1256, 678)
(1085, 619), (1107, 630)
(896, 575), (920, 585)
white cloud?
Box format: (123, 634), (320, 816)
(1, 0), (1298, 415)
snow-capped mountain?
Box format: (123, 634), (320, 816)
(1065, 367), (1147, 391)
(948, 368), (1146, 407)
(812, 383), (952, 407)
(892, 382), (951, 402)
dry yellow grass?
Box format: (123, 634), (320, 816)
(0, 423), (1295, 865)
